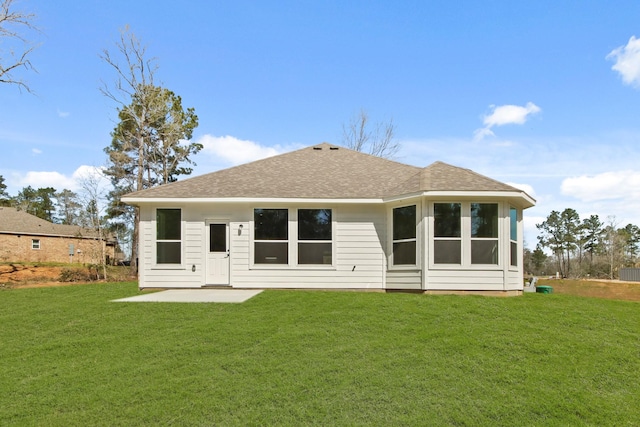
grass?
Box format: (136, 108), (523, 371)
(1, 283), (639, 426)
(538, 278), (640, 302)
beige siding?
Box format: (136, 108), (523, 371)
(137, 203), (387, 289)
(425, 269), (505, 291)
(386, 270), (422, 289)
(506, 270), (524, 290)
(231, 204), (386, 289)
(136, 199), (527, 292)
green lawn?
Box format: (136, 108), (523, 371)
(1, 283), (639, 426)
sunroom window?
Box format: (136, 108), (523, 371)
(156, 208), (181, 264)
(434, 203), (461, 264)
(254, 208), (288, 264)
(392, 205), (417, 265)
(298, 209), (332, 264)
(471, 203), (499, 265)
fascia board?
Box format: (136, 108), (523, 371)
(121, 197), (385, 205)
(418, 191), (536, 208)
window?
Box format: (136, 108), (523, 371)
(392, 205), (417, 265)
(210, 224), (227, 253)
(254, 209), (288, 264)
(471, 203), (498, 264)
(298, 209), (332, 264)
(434, 203), (461, 264)
(156, 208), (181, 264)
(510, 207), (518, 267)
(32, 239), (40, 250)
(432, 202), (503, 267)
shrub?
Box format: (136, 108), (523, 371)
(59, 267), (92, 282)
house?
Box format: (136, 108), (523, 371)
(0, 207), (119, 264)
(122, 143), (535, 294)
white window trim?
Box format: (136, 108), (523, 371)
(31, 239), (40, 250)
(430, 201), (503, 270)
(431, 202), (463, 268)
(252, 208), (290, 266)
(388, 202), (420, 270)
(250, 207), (336, 270)
(152, 207), (185, 269)
(508, 206), (519, 271)
(296, 208), (334, 267)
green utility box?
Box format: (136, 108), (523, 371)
(536, 285), (553, 294)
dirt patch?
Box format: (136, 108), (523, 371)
(0, 264), (134, 289)
(0, 264), (64, 287)
(537, 278), (640, 302)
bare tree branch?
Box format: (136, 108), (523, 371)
(0, 0), (40, 93)
(99, 25), (158, 105)
(341, 109), (399, 159)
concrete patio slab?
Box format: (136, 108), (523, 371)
(112, 289), (263, 303)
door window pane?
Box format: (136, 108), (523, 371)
(210, 224), (226, 253)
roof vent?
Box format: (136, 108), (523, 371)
(313, 147), (322, 150)
(329, 147), (339, 150)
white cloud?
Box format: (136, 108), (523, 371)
(196, 134), (297, 166)
(561, 170), (640, 202)
(607, 36), (640, 87)
(472, 127), (494, 142)
(15, 166), (108, 192)
(18, 171), (77, 190)
(506, 182), (536, 199)
(72, 165), (108, 184)
(57, 109), (70, 118)
(32, 148), (42, 155)
(474, 102), (541, 141)
(483, 102), (541, 127)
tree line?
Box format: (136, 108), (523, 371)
(527, 208), (640, 279)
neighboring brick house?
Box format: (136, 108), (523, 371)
(0, 207), (119, 264)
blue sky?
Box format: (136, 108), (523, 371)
(3, 0), (640, 247)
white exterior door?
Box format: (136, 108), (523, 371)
(205, 221), (230, 285)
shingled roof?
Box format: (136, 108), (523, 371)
(122, 143), (532, 202)
(0, 207), (109, 240)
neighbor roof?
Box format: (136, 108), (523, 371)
(122, 143), (534, 204)
(0, 207), (111, 241)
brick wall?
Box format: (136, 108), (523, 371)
(0, 234), (116, 264)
